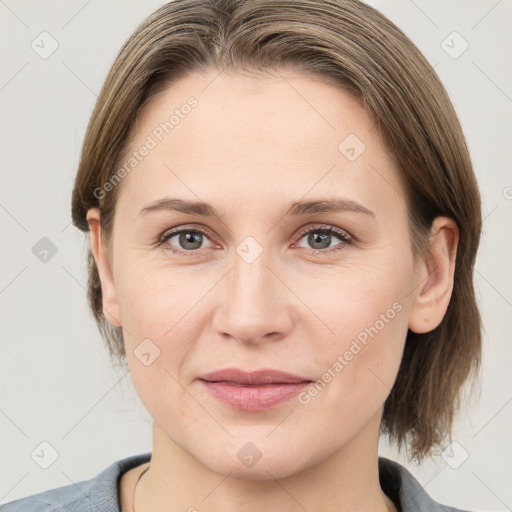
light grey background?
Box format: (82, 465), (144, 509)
(0, 1), (511, 510)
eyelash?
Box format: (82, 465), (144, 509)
(156, 224), (354, 257)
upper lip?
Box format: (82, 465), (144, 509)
(199, 368), (312, 385)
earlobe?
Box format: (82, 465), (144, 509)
(408, 217), (459, 334)
(86, 208), (122, 327)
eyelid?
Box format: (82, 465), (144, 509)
(294, 223), (354, 243)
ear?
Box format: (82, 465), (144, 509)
(408, 216), (459, 334)
(86, 208), (122, 327)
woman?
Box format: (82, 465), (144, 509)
(2, 0), (482, 511)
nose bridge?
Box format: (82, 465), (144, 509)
(231, 239), (278, 312)
(230, 229), (275, 295)
(212, 238), (292, 344)
(233, 242), (272, 299)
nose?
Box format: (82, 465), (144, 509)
(211, 251), (294, 346)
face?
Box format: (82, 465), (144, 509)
(91, 69), (432, 479)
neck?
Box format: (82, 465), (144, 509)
(134, 412), (396, 512)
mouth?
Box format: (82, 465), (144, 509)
(199, 367), (313, 385)
(198, 368), (313, 411)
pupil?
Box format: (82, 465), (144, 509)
(309, 232), (330, 249)
(180, 232), (202, 250)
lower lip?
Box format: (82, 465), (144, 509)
(199, 380), (311, 412)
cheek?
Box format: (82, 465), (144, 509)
(298, 254), (412, 406)
(115, 259), (211, 382)
(117, 263), (202, 422)
(116, 257), (202, 337)
(305, 255), (410, 341)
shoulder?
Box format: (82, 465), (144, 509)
(378, 457), (476, 512)
(0, 452), (152, 512)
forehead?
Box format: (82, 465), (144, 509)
(137, 69), (375, 153)
(116, 69), (405, 217)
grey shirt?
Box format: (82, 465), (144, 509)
(0, 453), (473, 512)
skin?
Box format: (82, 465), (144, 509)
(87, 69), (458, 512)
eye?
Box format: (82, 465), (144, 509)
(294, 225), (353, 254)
(157, 224), (353, 256)
(158, 226), (216, 255)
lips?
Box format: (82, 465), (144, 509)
(199, 367), (312, 385)
(198, 368), (313, 411)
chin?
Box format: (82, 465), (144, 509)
(195, 438), (316, 481)
(208, 458), (306, 481)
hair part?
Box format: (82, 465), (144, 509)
(71, 0), (482, 462)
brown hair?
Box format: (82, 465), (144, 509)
(71, 0), (482, 462)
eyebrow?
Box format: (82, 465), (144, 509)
(138, 197), (375, 219)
